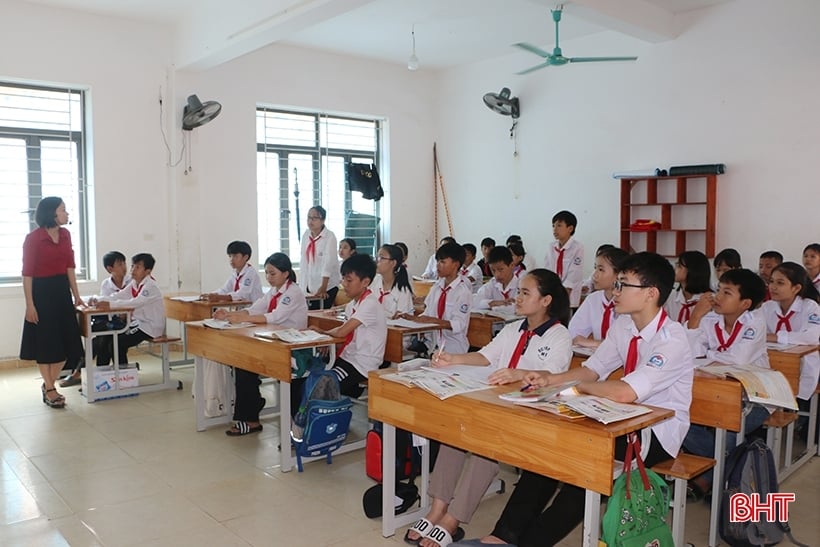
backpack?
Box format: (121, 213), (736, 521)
(602, 435), (674, 547)
(719, 438), (807, 547)
(290, 366), (352, 473)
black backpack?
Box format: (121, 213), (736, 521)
(719, 438), (807, 547)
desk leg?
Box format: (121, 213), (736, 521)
(84, 330), (97, 403)
(709, 428), (726, 547)
(582, 489), (601, 547)
(194, 356), (207, 432)
(382, 423), (397, 537)
(280, 379), (293, 473)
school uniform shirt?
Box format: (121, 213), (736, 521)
(584, 310), (695, 458)
(568, 290), (617, 341)
(299, 226), (340, 293)
(422, 276), (472, 354)
(214, 263), (264, 302)
(421, 253), (438, 279)
(477, 258), (492, 278)
(100, 274), (131, 297)
(372, 273), (414, 318)
(340, 289), (387, 377)
(473, 276), (520, 311)
(101, 277), (165, 338)
(688, 310), (770, 369)
(522, 253), (536, 272)
(664, 288), (706, 325)
(461, 262), (483, 293)
(246, 280), (307, 329)
(761, 298), (820, 399)
(479, 318), (572, 373)
(544, 237), (584, 308)
(811, 272), (820, 291)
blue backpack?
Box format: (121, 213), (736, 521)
(290, 365), (352, 472)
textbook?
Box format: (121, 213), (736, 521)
(203, 318), (254, 329)
(571, 345), (595, 357)
(520, 394), (652, 424)
(697, 363), (798, 410)
(519, 399), (586, 420)
(498, 380), (580, 402)
(381, 365), (492, 400)
(253, 328), (331, 343)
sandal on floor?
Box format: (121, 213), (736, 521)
(422, 525), (465, 547)
(225, 422), (263, 436)
(60, 375), (81, 388)
(404, 517), (435, 545)
(43, 389), (65, 408)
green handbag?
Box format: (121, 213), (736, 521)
(601, 434), (675, 547)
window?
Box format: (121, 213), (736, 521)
(0, 82), (89, 282)
(256, 108), (382, 267)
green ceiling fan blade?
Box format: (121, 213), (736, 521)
(513, 42), (552, 58)
(516, 61), (552, 75)
(568, 56), (638, 63)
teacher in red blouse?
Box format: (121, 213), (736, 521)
(20, 197), (85, 408)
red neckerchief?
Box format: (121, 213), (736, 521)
(233, 272), (244, 292)
(624, 309), (667, 375)
(267, 281), (291, 312)
(601, 299), (615, 339)
(555, 246), (565, 278)
(715, 318), (744, 352)
(775, 310), (795, 332)
(506, 317), (560, 369)
(678, 299), (697, 323)
(306, 232), (322, 263)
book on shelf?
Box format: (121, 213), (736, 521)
(381, 362), (493, 400)
(203, 318), (254, 329)
(498, 380), (580, 402)
(696, 362), (798, 410)
(253, 328), (332, 343)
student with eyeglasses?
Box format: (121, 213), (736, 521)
(372, 244), (414, 319)
(299, 206), (340, 310)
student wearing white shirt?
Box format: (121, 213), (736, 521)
(92, 253), (165, 367)
(473, 246), (519, 311)
(300, 206), (340, 309)
(461, 243), (483, 293)
(299, 254), (386, 413)
(404, 270), (572, 547)
(758, 250), (783, 301)
(421, 236), (456, 280)
(508, 242), (527, 279)
(568, 246), (629, 348)
(762, 262), (820, 439)
(505, 235), (536, 272)
(201, 241), (264, 303)
(683, 268), (769, 498)
(373, 244), (414, 319)
(212, 253), (308, 436)
(665, 250), (713, 324)
(803, 243), (820, 291)
(543, 211), (584, 309)
(464, 252), (692, 547)
(404, 242), (471, 354)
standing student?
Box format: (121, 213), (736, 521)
(421, 237), (456, 280)
(802, 243), (820, 290)
(473, 246), (519, 311)
(338, 237), (357, 261)
(665, 250), (713, 325)
(458, 252), (693, 547)
(461, 243), (483, 292)
(761, 262), (820, 439)
(476, 237), (495, 278)
(92, 253), (165, 367)
(568, 246), (629, 348)
(543, 211), (584, 310)
(20, 197), (85, 408)
(373, 244), (414, 319)
(201, 241), (264, 303)
(300, 206), (340, 310)
(213, 253), (307, 436)
(758, 250), (783, 301)
(404, 270), (572, 547)
(298, 254), (386, 412)
(683, 268), (769, 498)
(404, 242), (472, 354)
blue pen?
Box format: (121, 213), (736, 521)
(520, 384), (533, 392)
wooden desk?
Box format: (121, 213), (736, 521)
(164, 294), (251, 365)
(185, 322), (351, 472)
(368, 371), (673, 545)
(307, 312), (438, 363)
(767, 345), (818, 396)
(412, 279), (435, 299)
(467, 313), (517, 348)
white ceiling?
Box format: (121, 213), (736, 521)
(21, 0), (734, 69)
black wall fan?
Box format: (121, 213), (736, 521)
(483, 88), (520, 119)
(182, 94), (222, 131)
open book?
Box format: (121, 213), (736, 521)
(253, 328), (332, 343)
(697, 363), (798, 410)
(498, 380), (580, 402)
(382, 361), (492, 400)
(517, 391), (652, 424)
(203, 318), (254, 329)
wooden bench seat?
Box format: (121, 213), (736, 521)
(763, 409), (799, 480)
(651, 454), (716, 547)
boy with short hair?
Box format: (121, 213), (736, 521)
(421, 236), (456, 279)
(473, 246), (518, 311)
(201, 241), (264, 303)
(683, 268), (770, 497)
(93, 253), (165, 366)
(476, 237), (495, 277)
(465, 252), (693, 547)
(407, 242), (472, 354)
(543, 210), (584, 310)
(461, 243), (483, 293)
(759, 250), (783, 301)
(297, 254), (386, 413)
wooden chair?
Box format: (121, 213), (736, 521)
(651, 454), (716, 547)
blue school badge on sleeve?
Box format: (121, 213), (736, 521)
(646, 354), (666, 368)
(573, 256), (582, 265)
(142, 289), (150, 297)
(809, 313), (820, 324)
(282, 296), (291, 305)
(742, 327), (756, 340)
(243, 278), (251, 286)
(460, 303), (469, 313)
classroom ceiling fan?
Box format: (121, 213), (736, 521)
(182, 94), (222, 130)
(514, 6), (638, 75)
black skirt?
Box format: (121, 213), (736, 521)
(20, 274), (83, 364)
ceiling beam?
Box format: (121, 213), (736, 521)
(174, 0), (377, 71)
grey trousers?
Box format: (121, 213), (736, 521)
(427, 444), (499, 523)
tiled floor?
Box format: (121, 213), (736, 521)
(0, 353), (817, 546)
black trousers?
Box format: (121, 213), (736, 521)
(491, 432), (671, 547)
(96, 328), (151, 366)
(307, 286), (338, 311)
(289, 357), (365, 417)
(233, 368), (263, 422)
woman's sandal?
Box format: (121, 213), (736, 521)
(43, 388), (65, 408)
(420, 525), (465, 547)
(404, 518), (434, 545)
(225, 421), (263, 436)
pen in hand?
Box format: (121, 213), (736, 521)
(434, 340), (446, 365)
(520, 384), (533, 392)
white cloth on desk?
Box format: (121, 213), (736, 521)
(761, 297), (820, 399)
(543, 237), (584, 308)
(299, 226), (340, 293)
(101, 277), (165, 338)
(479, 318), (572, 373)
(214, 263), (264, 303)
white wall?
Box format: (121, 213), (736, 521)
(435, 0), (820, 270)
